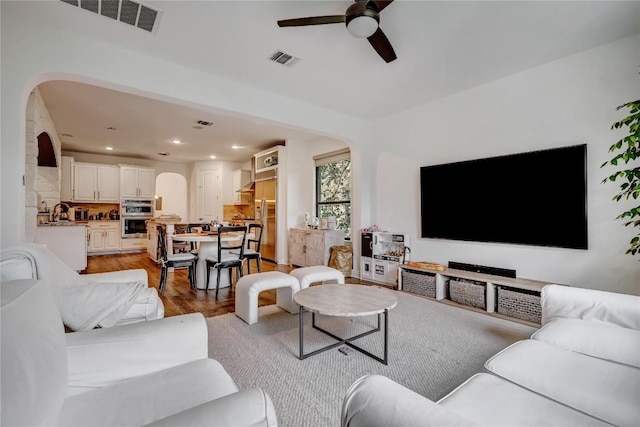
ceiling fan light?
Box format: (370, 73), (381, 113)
(347, 15), (378, 38)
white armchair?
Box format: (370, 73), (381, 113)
(1, 278), (278, 426)
(0, 242), (163, 330)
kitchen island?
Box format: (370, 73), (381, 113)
(35, 222), (88, 271)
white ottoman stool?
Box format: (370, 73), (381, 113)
(289, 266), (345, 290)
(235, 272), (300, 325)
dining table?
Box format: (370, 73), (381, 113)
(171, 230), (254, 290)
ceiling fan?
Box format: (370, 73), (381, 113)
(277, 0), (397, 63)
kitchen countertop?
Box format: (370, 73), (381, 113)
(38, 220), (120, 226)
(38, 221), (87, 226)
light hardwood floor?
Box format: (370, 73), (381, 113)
(83, 252), (364, 318)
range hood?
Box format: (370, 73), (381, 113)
(237, 156), (255, 192)
(238, 181), (255, 192)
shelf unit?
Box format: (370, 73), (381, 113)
(398, 265), (558, 325)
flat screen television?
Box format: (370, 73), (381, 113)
(420, 144), (588, 249)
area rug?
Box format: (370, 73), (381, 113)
(207, 290), (537, 427)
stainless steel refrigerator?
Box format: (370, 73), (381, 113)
(254, 178), (276, 262)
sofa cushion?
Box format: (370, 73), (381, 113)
(439, 373), (609, 426)
(532, 318), (640, 368)
(57, 358), (239, 426)
(1, 279), (68, 426)
(341, 374), (477, 427)
(485, 339), (640, 426)
(541, 284), (640, 329)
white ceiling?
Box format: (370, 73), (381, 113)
(34, 0), (640, 163)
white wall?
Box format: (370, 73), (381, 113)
(374, 35), (640, 295)
(155, 173), (188, 220)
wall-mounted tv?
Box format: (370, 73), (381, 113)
(420, 144), (588, 249)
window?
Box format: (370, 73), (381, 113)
(315, 149), (351, 239)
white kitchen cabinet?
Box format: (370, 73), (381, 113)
(232, 169), (251, 204)
(121, 166), (155, 198)
(60, 156), (74, 202)
(36, 225), (87, 271)
(289, 228), (344, 267)
(88, 221), (120, 253)
(73, 162), (119, 202)
(120, 238), (147, 252)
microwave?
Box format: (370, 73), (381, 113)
(121, 199), (154, 217)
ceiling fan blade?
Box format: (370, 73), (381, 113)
(369, 0), (394, 12)
(277, 15), (346, 27)
(367, 27), (397, 63)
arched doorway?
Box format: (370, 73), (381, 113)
(155, 173), (188, 221)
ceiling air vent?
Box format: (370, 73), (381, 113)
(194, 120), (214, 127)
(59, 0), (162, 33)
(269, 50), (300, 67)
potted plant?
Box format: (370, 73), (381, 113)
(602, 100), (640, 255)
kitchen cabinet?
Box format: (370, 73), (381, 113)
(73, 163), (119, 202)
(88, 221), (120, 253)
(254, 147), (281, 181)
(289, 228), (344, 267)
(60, 156), (74, 202)
(120, 166), (155, 198)
(120, 238), (147, 252)
(232, 169), (251, 204)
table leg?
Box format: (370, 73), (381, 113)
(298, 308), (390, 365)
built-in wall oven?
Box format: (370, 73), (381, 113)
(121, 199), (154, 238)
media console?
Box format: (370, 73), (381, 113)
(398, 264), (561, 325)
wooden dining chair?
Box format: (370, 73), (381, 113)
(242, 223), (264, 274)
(205, 225), (247, 299)
(157, 226), (197, 295)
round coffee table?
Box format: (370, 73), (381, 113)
(293, 284), (398, 365)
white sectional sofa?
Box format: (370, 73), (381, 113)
(1, 278), (278, 426)
(341, 284), (640, 427)
(1, 242), (164, 330)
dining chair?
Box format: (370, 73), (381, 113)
(157, 226), (197, 296)
(205, 225), (247, 299)
(172, 224), (191, 254)
(242, 223), (264, 274)
(186, 223), (206, 255)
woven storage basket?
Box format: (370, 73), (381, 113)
(449, 279), (485, 309)
(497, 287), (542, 324)
(401, 269), (436, 298)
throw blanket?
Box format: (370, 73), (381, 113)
(1, 243), (145, 331)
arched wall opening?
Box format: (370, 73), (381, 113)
(155, 173), (188, 221)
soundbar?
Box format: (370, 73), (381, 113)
(448, 261), (516, 278)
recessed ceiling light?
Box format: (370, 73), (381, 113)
(105, 126), (117, 131)
(232, 145), (243, 150)
(61, 133), (73, 138)
(172, 139), (182, 144)
(210, 155), (217, 159)
(105, 146), (114, 151)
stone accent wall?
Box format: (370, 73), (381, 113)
(24, 88), (63, 242)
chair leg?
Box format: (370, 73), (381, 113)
(205, 262), (211, 291)
(159, 266), (167, 296)
(256, 256), (262, 273)
(188, 262), (196, 288)
(192, 263), (197, 289)
(215, 267), (222, 300)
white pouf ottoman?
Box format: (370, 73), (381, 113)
(235, 272), (300, 325)
(289, 266), (345, 290)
